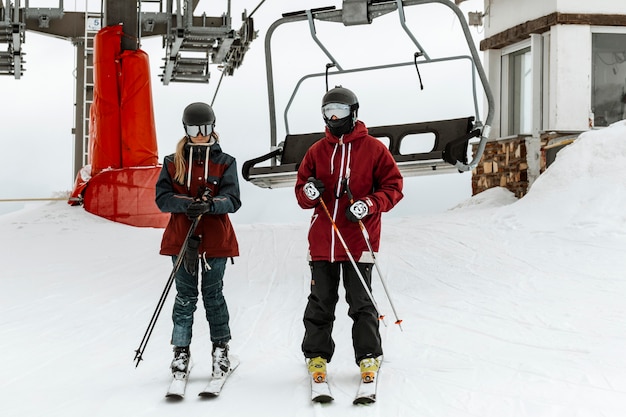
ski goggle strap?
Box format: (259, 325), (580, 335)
(184, 124), (213, 137)
(322, 103), (351, 120)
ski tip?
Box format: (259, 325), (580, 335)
(312, 394), (334, 403)
(353, 395), (376, 405)
(198, 391), (219, 398)
(378, 315), (385, 321)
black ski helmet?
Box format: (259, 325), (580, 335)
(321, 86), (359, 137)
(182, 102), (216, 127)
(322, 86), (359, 110)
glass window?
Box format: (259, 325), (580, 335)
(592, 33), (626, 127)
(508, 47), (532, 135)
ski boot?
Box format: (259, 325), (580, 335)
(171, 346), (191, 377)
(307, 356), (327, 383)
(359, 356), (380, 383)
(212, 342), (231, 378)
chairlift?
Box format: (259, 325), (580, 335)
(242, 0), (494, 189)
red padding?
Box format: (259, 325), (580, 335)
(90, 25), (123, 175)
(119, 49), (158, 168)
(83, 166), (170, 228)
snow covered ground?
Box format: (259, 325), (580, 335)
(1, 121), (626, 416)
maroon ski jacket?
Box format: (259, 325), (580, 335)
(295, 121), (403, 262)
(156, 143), (240, 258)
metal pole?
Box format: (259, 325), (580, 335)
(134, 214), (202, 367)
(343, 176), (403, 329)
(318, 198), (387, 326)
(104, 0), (138, 50)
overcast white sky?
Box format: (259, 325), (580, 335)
(0, 0), (485, 223)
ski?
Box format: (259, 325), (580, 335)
(354, 357), (382, 405)
(165, 367), (191, 399)
(198, 356), (240, 397)
(353, 375), (379, 404)
(311, 378), (334, 403)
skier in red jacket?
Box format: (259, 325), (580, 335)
(295, 87), (403, 384)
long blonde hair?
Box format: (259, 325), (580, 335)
(172, 131), (220, 184)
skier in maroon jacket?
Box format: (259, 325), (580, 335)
(156, 102), (241, 383)
(295, 87), (403, 384)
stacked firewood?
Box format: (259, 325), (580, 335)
(471, 137), (529, 198)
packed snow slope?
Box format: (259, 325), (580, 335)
(1, 121), (626, 417)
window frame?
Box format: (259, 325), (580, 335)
(500, 40), (532, 136)
(590, 26), (626, 128)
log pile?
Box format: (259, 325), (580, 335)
(471, 136), (530, 198)
(472, 132), (576, 198)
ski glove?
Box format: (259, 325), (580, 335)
(304, 177), (325, 201)
(186, 199), (213, 219)
(183, 235), (201, 276)
(346, 200), (369, 222)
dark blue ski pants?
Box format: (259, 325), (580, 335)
(171, 256), (230, 347)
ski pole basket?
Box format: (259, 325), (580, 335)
(242, 0), (494, 189)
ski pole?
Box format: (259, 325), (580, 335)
(343, 178), (403, 329)
(133, 214), (202, 367)
(318, 197), (387, 326)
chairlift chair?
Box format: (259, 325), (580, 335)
(242, 0), (495, 189)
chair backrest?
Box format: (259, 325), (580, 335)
(242, 116), (478, 188)
(280, 132), (324, 164)
(369, 117), (475, 164)
(280, 116), (475, 165)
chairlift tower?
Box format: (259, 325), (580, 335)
(0, 0), (256, 178)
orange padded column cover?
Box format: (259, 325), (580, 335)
(119, 49), (158, 168)
(89, 24), (123, 175)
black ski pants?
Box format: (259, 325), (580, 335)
(302, 260), (382, 365)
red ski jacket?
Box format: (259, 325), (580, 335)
(295, 121), (403, 262)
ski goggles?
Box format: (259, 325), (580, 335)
(184, 124), (213, 137)
(322, 103), (351, 120)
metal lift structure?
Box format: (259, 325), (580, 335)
(242, 0), (494, 189)
(0, 0), (256, 177)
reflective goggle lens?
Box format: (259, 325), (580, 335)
(322, 103), (351, 119)
(185, 124), (213, 137)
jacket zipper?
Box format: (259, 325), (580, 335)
(330, 138), (351, 262)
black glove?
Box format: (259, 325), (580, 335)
(183, 235), (201, 276)
(304, 177), (325, 201)
(186, 199), (213, 219)
(346, 200), (369, 222)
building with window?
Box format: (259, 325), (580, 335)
(473, 0), (626, 197)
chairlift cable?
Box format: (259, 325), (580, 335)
(211, 70), (227, 107)
(248, 0), (266, 18)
